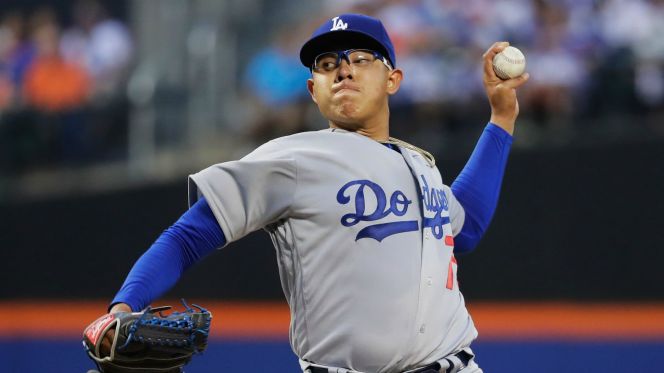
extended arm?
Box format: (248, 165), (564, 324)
(111, 145), (297, 313)
(451, 42), (529, 253)
(451, 123), (512, 253)
(110, 197), (225, 312)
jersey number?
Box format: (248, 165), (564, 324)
(446, 255), (457, 290)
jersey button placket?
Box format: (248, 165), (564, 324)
(415, 225), (435, 342)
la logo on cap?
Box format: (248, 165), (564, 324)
(330, 16), (348, 31)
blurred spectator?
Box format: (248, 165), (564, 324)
(618, 0), (664, 128)
(16, 9), (91, 165)
(0, 12), (36, 173)
(242, 24), (312, 143)
(519, 0), (586, 129)
(59, 0), (132, 162)
(60, 0), (133, 101)
(23, 10), (90, 112)
(377, 0), (447, 104)
(0, 12), (36, 102)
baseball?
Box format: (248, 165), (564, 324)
(492, 46), (526, 80)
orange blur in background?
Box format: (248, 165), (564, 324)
(2, 301), (664, 341)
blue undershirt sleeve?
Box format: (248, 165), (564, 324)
(110, 197), (226, 311)
(451, 123), (513, 254)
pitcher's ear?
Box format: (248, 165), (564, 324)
(387, 69), (403, 95)
(307, 78), (317, 104)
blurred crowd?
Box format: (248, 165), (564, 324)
(0, 0), (131, 174)
(2, 0), (664, 179)
(243, 0), (664, 147)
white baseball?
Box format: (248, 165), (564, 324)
(492, 46), (526, 80)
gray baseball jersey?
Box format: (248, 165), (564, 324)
(188, 128), (476, 372)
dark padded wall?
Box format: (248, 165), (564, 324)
(2, 140), (662, 301)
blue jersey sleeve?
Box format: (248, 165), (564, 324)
(110, 197), (226, 311)
(451, 123), (513, 254)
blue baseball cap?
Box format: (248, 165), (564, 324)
(300, 14), (396, 69)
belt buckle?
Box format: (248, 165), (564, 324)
(444, 350), (471, 373)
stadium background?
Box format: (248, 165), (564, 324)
(1, 0), (663, 372)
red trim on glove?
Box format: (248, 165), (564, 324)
(84, 313), (116, 345)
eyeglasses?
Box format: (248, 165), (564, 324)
(311, 49), (393, 73)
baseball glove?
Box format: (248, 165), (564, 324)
(83, 300), (212, 373)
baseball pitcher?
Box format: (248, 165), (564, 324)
(85, 13), (529, 373)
